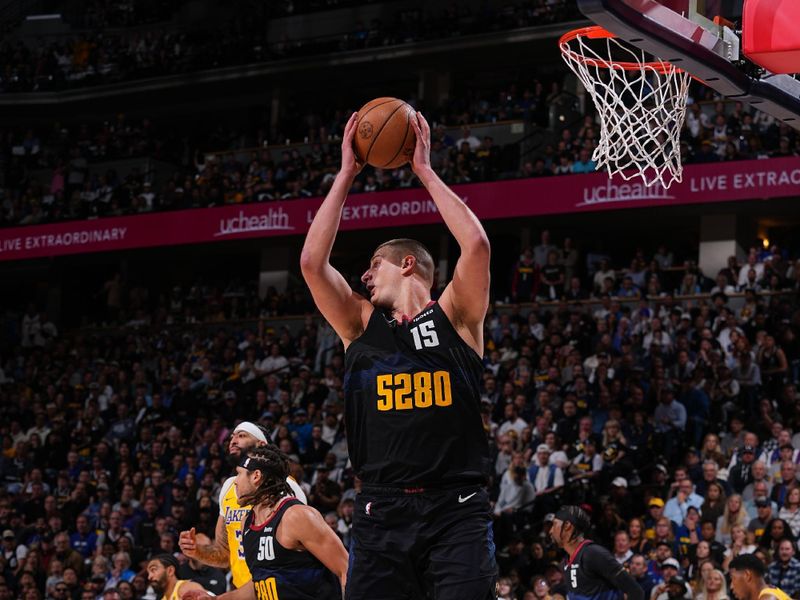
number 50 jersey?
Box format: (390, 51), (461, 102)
(344, 302), (490, 487)
(242, 497), (340, 600)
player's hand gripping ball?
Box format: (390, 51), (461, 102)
(353, 98), (417, 169)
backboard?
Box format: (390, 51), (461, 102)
(576, 0), (800, 129)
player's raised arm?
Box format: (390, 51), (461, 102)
(300, 112), (372, 346)
(282, 504), (349, 591)
(409, 113), (490, 349)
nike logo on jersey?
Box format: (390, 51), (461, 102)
(458, 492), (478, 503)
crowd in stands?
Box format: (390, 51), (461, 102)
(0, 0), (579, 94)
(80, 272), (316, 329)
(1, 235), (800, 600)
(1, 83), (798, 229)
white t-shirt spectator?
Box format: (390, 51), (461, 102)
(494, 476), (536, 515)
(259, 354), (289, 375)
(738, 262), (764, 287)
(593, 268), (616, 293)
(498, 417), (528, 438)
(530, 463), (565, 494)
(455, 133), (481, 152)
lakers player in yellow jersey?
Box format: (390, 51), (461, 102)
(729, 554), (792, 600)
(179, 422), (307, 588)
(147, 554), (209, 600)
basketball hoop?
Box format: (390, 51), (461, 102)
(560, 26), (692, 189)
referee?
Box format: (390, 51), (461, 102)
(550, 506), (644, 600)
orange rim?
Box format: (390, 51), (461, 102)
(559, 25), (683, 75)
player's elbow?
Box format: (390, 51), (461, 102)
(300, 249), (324, 276)
(463, 232), (491, 259)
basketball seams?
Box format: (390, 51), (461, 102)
(355, 98), (400, 162)
(381, 106), (413, 168)
(364, 101), (404, 164)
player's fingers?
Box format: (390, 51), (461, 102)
(342, 113), (358, 150)
(410, 114), (422, 138)
(418, 111), (431, 139)
(190, 527), (196, 539)
(345, 112), (358, 137)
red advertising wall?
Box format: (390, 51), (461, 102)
(1, 157), (798, 261)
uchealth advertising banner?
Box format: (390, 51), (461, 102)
(1, 156), (799, 261)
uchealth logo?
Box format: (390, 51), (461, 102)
(577, 179), (675, 207)
(215, 208), (294, 237)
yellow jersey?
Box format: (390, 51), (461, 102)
(219, 477), (253, 588)
(759, 587), (792, 600)
(219, 475), (308, 588)
(165, 580), (187, 600)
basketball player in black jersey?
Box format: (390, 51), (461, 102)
(550, 506), (643, 600)
(185, 447), (347, 600)
(301, 111), (496, 599)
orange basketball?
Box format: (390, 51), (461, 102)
(353, 97), (416, 169)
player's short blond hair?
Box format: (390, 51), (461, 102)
(374, 239), (434, 285)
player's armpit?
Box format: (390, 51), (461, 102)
(298, 263), (371, 345)
(282, 505), (349, 590)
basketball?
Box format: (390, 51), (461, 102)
(353, 97), (417, 169)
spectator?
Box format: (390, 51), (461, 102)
(767, 538), (800, 598)
(52, 533), (83, 577)
(528, 445), (564, 513)
(571, 148), (597, 174)
(715, 495), (750, 546)
(539, 251), (565, 301)
(664, 479), (704, 526)
(771, 462), (800, 508)
(531, 231), (556, 269)
(454, 126), (481, 152)
(631, 554), (659, 598)
(69, 515), (98, 559)
(695, 569), (729, 600)
(777, 488), (800, 538)
(654, 390), (687, 460)
(738, 255), (765, 289)
(510, 248), (539, 302)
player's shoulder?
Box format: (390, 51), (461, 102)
(582, 541), (612, 557)
(281, 501), (317, 527)
(581, 542), (623, 570)
(218, 476), (236, 508)
(286, 476), (307, 504)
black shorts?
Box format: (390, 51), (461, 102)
(345, 485), (497, 600)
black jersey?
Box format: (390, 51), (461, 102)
(563, 541), (628, 600)
(242, 497), (340, 600)
(344, 301), (490, 487)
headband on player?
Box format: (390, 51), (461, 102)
(239, 454), (263, 471)
(239, 454), (271, 471)
(554, 506), (591, 535)
(233, 421), (267, 444)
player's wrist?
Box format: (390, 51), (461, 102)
(415, 167), (437, 188)
(337, 168), (358, 183)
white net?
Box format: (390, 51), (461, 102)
(560, 27), (692, 189)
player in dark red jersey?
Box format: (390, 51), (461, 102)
(301, 112), (495, 599)
(550, 506), (644, 600)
